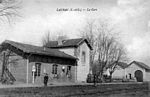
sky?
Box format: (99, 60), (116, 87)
(0, 0), (150, 65)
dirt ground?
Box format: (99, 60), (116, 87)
(0, 82), (149, 97)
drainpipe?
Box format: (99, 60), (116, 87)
(26, 59), (29, 84)
(75, 60), (78, 82)
(143, 69), (146, 81)
(26, 53), (32, 84)
(124, 68), (126, 78)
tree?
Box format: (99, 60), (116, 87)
(106, 43), (127, 80)
(41, 30), (68, 46)
(96, 20), (127, 81)
(0, 0), (20, 84)
(80, 19), (127, 82)
(0, 49), (17, 84)
(42, 31), (57, 46)
(80, 20), (97, 71)
(0, 0), (20, 22)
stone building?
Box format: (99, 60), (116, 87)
(44, 38), (92, 82)
(0, 38), (92, 84)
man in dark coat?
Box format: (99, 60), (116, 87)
(93, 74), (97, 86)
(44, 73), (49, 86)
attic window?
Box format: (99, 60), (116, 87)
(81, 51), (86, 63)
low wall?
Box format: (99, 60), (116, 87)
(0, 82), (149, 97)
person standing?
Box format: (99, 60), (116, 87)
(93, 74), (97, 86)
(44, 73), (49, 86)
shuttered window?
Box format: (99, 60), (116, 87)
(66, 66), (71, 78)
(52, 64), (58, 74)
(35, 63), (41, 76)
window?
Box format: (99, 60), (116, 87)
(76, 47), (80, 56)
(52, 64), (58, 74)
(81, 51), (86, 63)
(66, 66), (71, 78)
(66, 66), (71, 74)
(35, 63), (41, 76)
(62, 66), (65, 73)
(129, 73), (132, 79)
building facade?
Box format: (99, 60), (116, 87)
(0, 40), (77, 84)
(125, 61), (150, 82)
(111, 61), (150, 82)
(111, 62), (128, 79)
(45, 38), (92, 82)
(0, 38), (92, 84)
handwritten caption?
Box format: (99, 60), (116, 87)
(56, 8), (98, 12)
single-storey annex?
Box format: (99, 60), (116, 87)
(111, 61), (150, 82)
(125, 61), (150, 82)
(0, 40), (77, 84)
(110, 62), (128, 79)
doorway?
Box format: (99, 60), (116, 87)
(134, 70), (143, 82)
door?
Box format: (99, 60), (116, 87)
(135, 70), (143, 82)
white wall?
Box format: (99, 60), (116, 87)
(112, 67), (125, 79)
(59, 48), (75, 57)
(145, 71), (150, 81)
(112, 63), (150, 81)
(125, 63), (146, 80)
(76, 42), (90, 82)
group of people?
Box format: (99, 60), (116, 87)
(43, 69), (72, 86)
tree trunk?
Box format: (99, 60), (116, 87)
(1, 52), (6, 79)
(110, 72), (113, 82)
(99, 71), (104, 83)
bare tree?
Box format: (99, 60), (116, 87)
(80, 19), (127, 82)
(0, 49), (17, 84)
(79, 20), (98, 73)
(0, 0), (20, 22)
(0, 0), (20, 84)
(96, 21), (127, 81)
(41, 30), (68, 46)
(42, 31), (57, 46)
(107, 43), (127, 80)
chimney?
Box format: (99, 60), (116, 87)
(43, 47), (46, 51)
(148, 21), (150, 32)
(57, 36), (64, 45)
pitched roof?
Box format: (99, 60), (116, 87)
(45, 38), (92, 50)
(117, 62), (128, 69)
(1, 40), (77, 60)
(106, 61), (128, 69)
(128, 61), (150, 70)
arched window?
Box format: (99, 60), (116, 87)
(81, 51), (86, 63)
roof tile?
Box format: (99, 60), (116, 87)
(2, 40), (77, 60)
(45, 38), (92, 50)
(130, 61), (150, 70)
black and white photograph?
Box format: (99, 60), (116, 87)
(0, 0), (149, 97)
